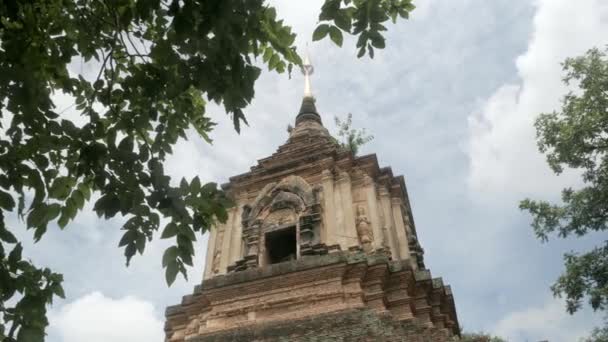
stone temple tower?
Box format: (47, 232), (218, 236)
(165, 58), (460, 341)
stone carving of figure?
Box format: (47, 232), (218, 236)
(212, 250), (221, 274)
(212, 229), (224, 274)
(356, 205), (373, 250)
(241, 204), (251, 226)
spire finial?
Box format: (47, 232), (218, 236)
(302, 49), (314, 97)
(295, 46), (322, 126)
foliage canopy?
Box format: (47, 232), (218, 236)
(520, 47), (608, 332)
(582, 325), (608, 342)
(0, 0), (415, 340)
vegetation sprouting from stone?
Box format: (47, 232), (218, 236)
(0, 0), (415, 340)
(455, 331), (507, 342)
(519, 46), (608, 339)
(333, 113), (375, 156)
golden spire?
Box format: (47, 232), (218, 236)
(302, 52), (314, 97)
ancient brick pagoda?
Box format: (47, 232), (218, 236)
(165, 57), (460, 341)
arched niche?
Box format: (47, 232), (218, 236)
(236, 175), (322, 270)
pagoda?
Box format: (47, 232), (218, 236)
(165, 56), (460, 341)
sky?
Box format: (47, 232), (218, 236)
(6, 0), (608, 341)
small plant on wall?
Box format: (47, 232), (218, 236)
(332, 113), (374, 156)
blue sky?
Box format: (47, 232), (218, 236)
(8, 0), (608, 341)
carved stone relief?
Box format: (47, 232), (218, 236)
(355, 205), (374, 252)
(228, 175), (323, 271)
(212, 228), (225, 274)
(263, 208), (298, 228)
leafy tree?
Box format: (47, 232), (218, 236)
(520, 47), (608, 328)
(582, 324), (608, 342)
(455, 332), (507, 342)
(0, 0), (415, 340)
(333, 113), (374, 155)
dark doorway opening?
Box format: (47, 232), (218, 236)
(265, 226), (297, 264)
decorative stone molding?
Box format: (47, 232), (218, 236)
(166, 253), (460, 341)
(362, 174), (374, 187)
(391, 197), (402, 206)
(337, 170), (350, 183)
(321, 169), (333, 181)
(228, 175), (324, 271)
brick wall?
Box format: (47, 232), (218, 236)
(190, 308), (452, 342)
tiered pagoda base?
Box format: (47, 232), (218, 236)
(165, 252), (459, 341)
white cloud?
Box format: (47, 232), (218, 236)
(467, 0), (608, 200)
(493, 296), (603, 342)
(49, 292), (164, 342)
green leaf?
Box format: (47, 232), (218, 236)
(53, 285), (66, 299)
(329, 26), (343, 47)
(118, 136), (134, 152)
(0, 190), (15, 210)
(58, 213), (70, 229)
(139, 145), (150, 162)
(162, 246), (179, 267)
(191, 176), (201, 192)
(94, 194), (120, 218)
(180, 248), (193, 266)
(334, 11), (352, 32)
(369, 31), (385, 49)
(28, 170), (46, 208)
(8, 243), (22, 267)
(268, 54), (280, 70)
(47, 203), (61, 221)
(178, 224), (196, 241)
(263, 48), (273, 63)
(17, 326), (44, 342)
(64, 198), (78, 219)
(27, 204), (48, 228)
(119, 230), (138, 247)
(178, 262), (188, 281)
(49, 177), (74, 200)
(356, 31), (368, 48)
(179, 178), (189, 194)
(33, 225), (47, 242)
(266, 6), (277, 20)
(201, 182), (217, 195)
(357, 46), (366, 58)
(136, 233), (146, 254)
(124, 243), (137, 265)
(78, 183), (91, 201)
(398, 8), (410, 19)
(71, 190), (85, 209)
(93, 79), (104, 90)
(61, 119), (78, 136)
(0, 226), (17, 243)
(165, 259), (179, 286)
(161, 222), (178, 239)
(177, 234), (194, 254)
(312, 24), (330, 41)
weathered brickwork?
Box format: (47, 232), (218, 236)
(190, 309), (451, 342)
(165, 253), (458, 341)
(165, 83), (460, 341)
